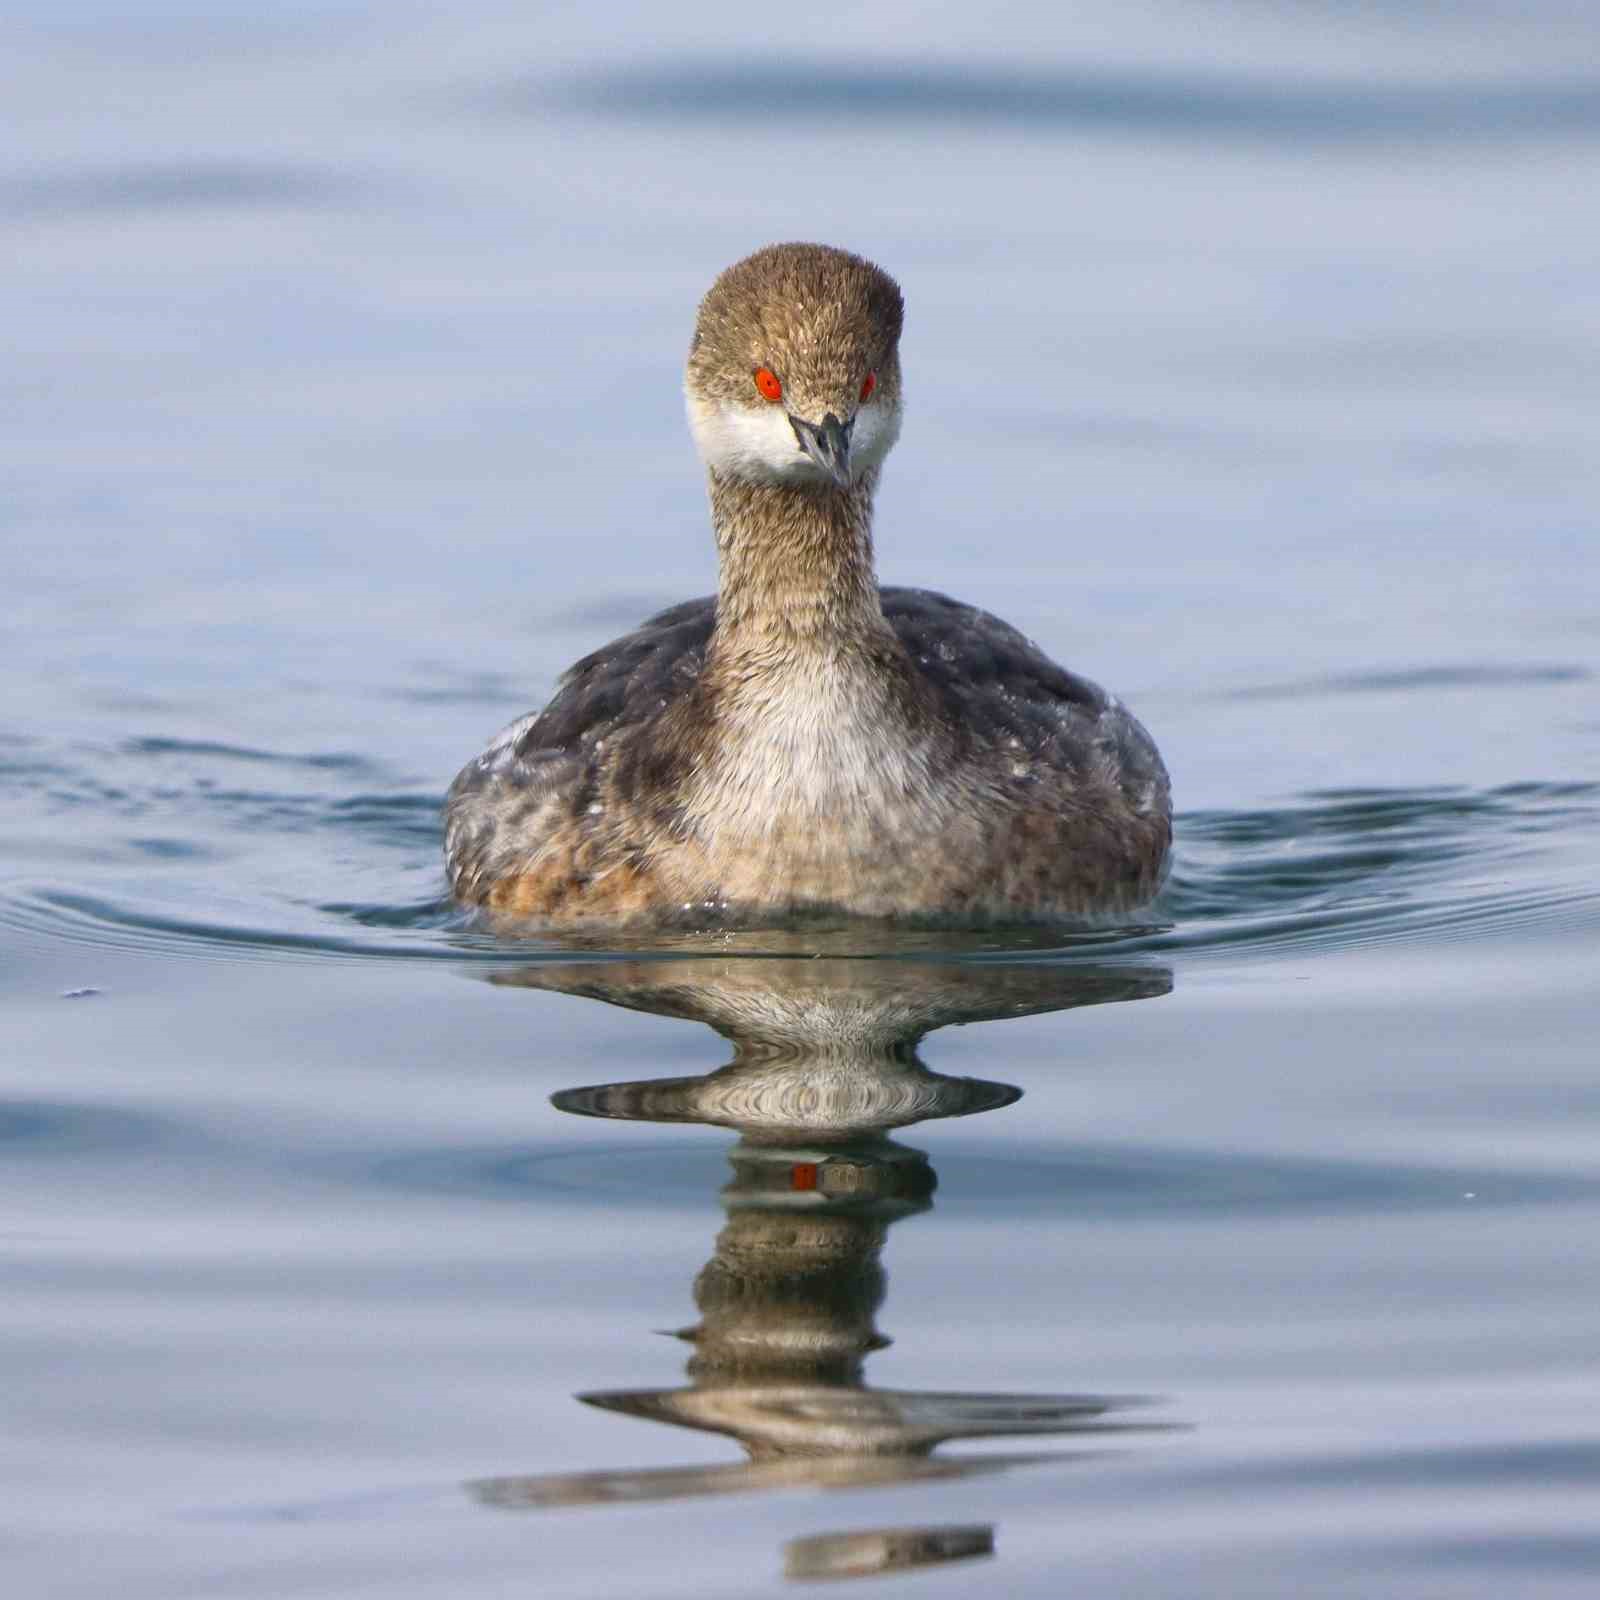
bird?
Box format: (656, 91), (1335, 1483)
(444, 242), (1170, 928)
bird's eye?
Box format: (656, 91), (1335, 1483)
(859, 370), (877, 403)
(753, 367), (783, 403)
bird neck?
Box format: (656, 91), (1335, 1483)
(707, 470), (891, 656)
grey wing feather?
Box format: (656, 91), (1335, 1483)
(443, 598), (717, 894)
(880, 586), (1170, 815)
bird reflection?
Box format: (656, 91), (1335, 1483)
(470, 953), (1174, 1581)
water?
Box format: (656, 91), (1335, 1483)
(5, 3), (1600, 1594)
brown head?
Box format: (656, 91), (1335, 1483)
(685, 243), (904, 491)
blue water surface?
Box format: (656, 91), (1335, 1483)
(5, 4), (1600, 1595)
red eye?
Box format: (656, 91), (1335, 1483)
(859, 370), (877, 403)
(753, 367), (783, 403)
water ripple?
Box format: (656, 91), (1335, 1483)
(1, 720), (1595, 969)
(1227, 663), (1592, 701)
(2, 163), (356, 223)
(121, 737), (380, 774)
(0, 1098), (171, 1161)
(1399, 1532), (1600, 1575)
(1154, 781), (1600, 958)
(514, 62), (1600, 145)
(345, 1137), (1595, 1220)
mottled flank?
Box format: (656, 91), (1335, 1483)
(444, 242), (1171, 928)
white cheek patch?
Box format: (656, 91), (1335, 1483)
(686, 393), (902, 485)
(687, 393), (817, 484)
(850, 400), (901, 475)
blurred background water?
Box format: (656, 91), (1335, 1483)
(4, 3), (1599, 1595)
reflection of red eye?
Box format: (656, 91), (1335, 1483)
(753, 367), (783, 403)
(859, 370), (877, 403)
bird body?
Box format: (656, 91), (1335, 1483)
(445, 244), (1170, 927)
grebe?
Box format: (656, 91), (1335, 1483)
(446, 242), (1170, 926)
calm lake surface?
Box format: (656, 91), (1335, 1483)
(6, 4), (1600, 1595)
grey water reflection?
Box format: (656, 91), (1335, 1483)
(471, 957), (1174, 1580)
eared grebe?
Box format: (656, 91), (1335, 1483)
(445, 243), (1170, 926)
